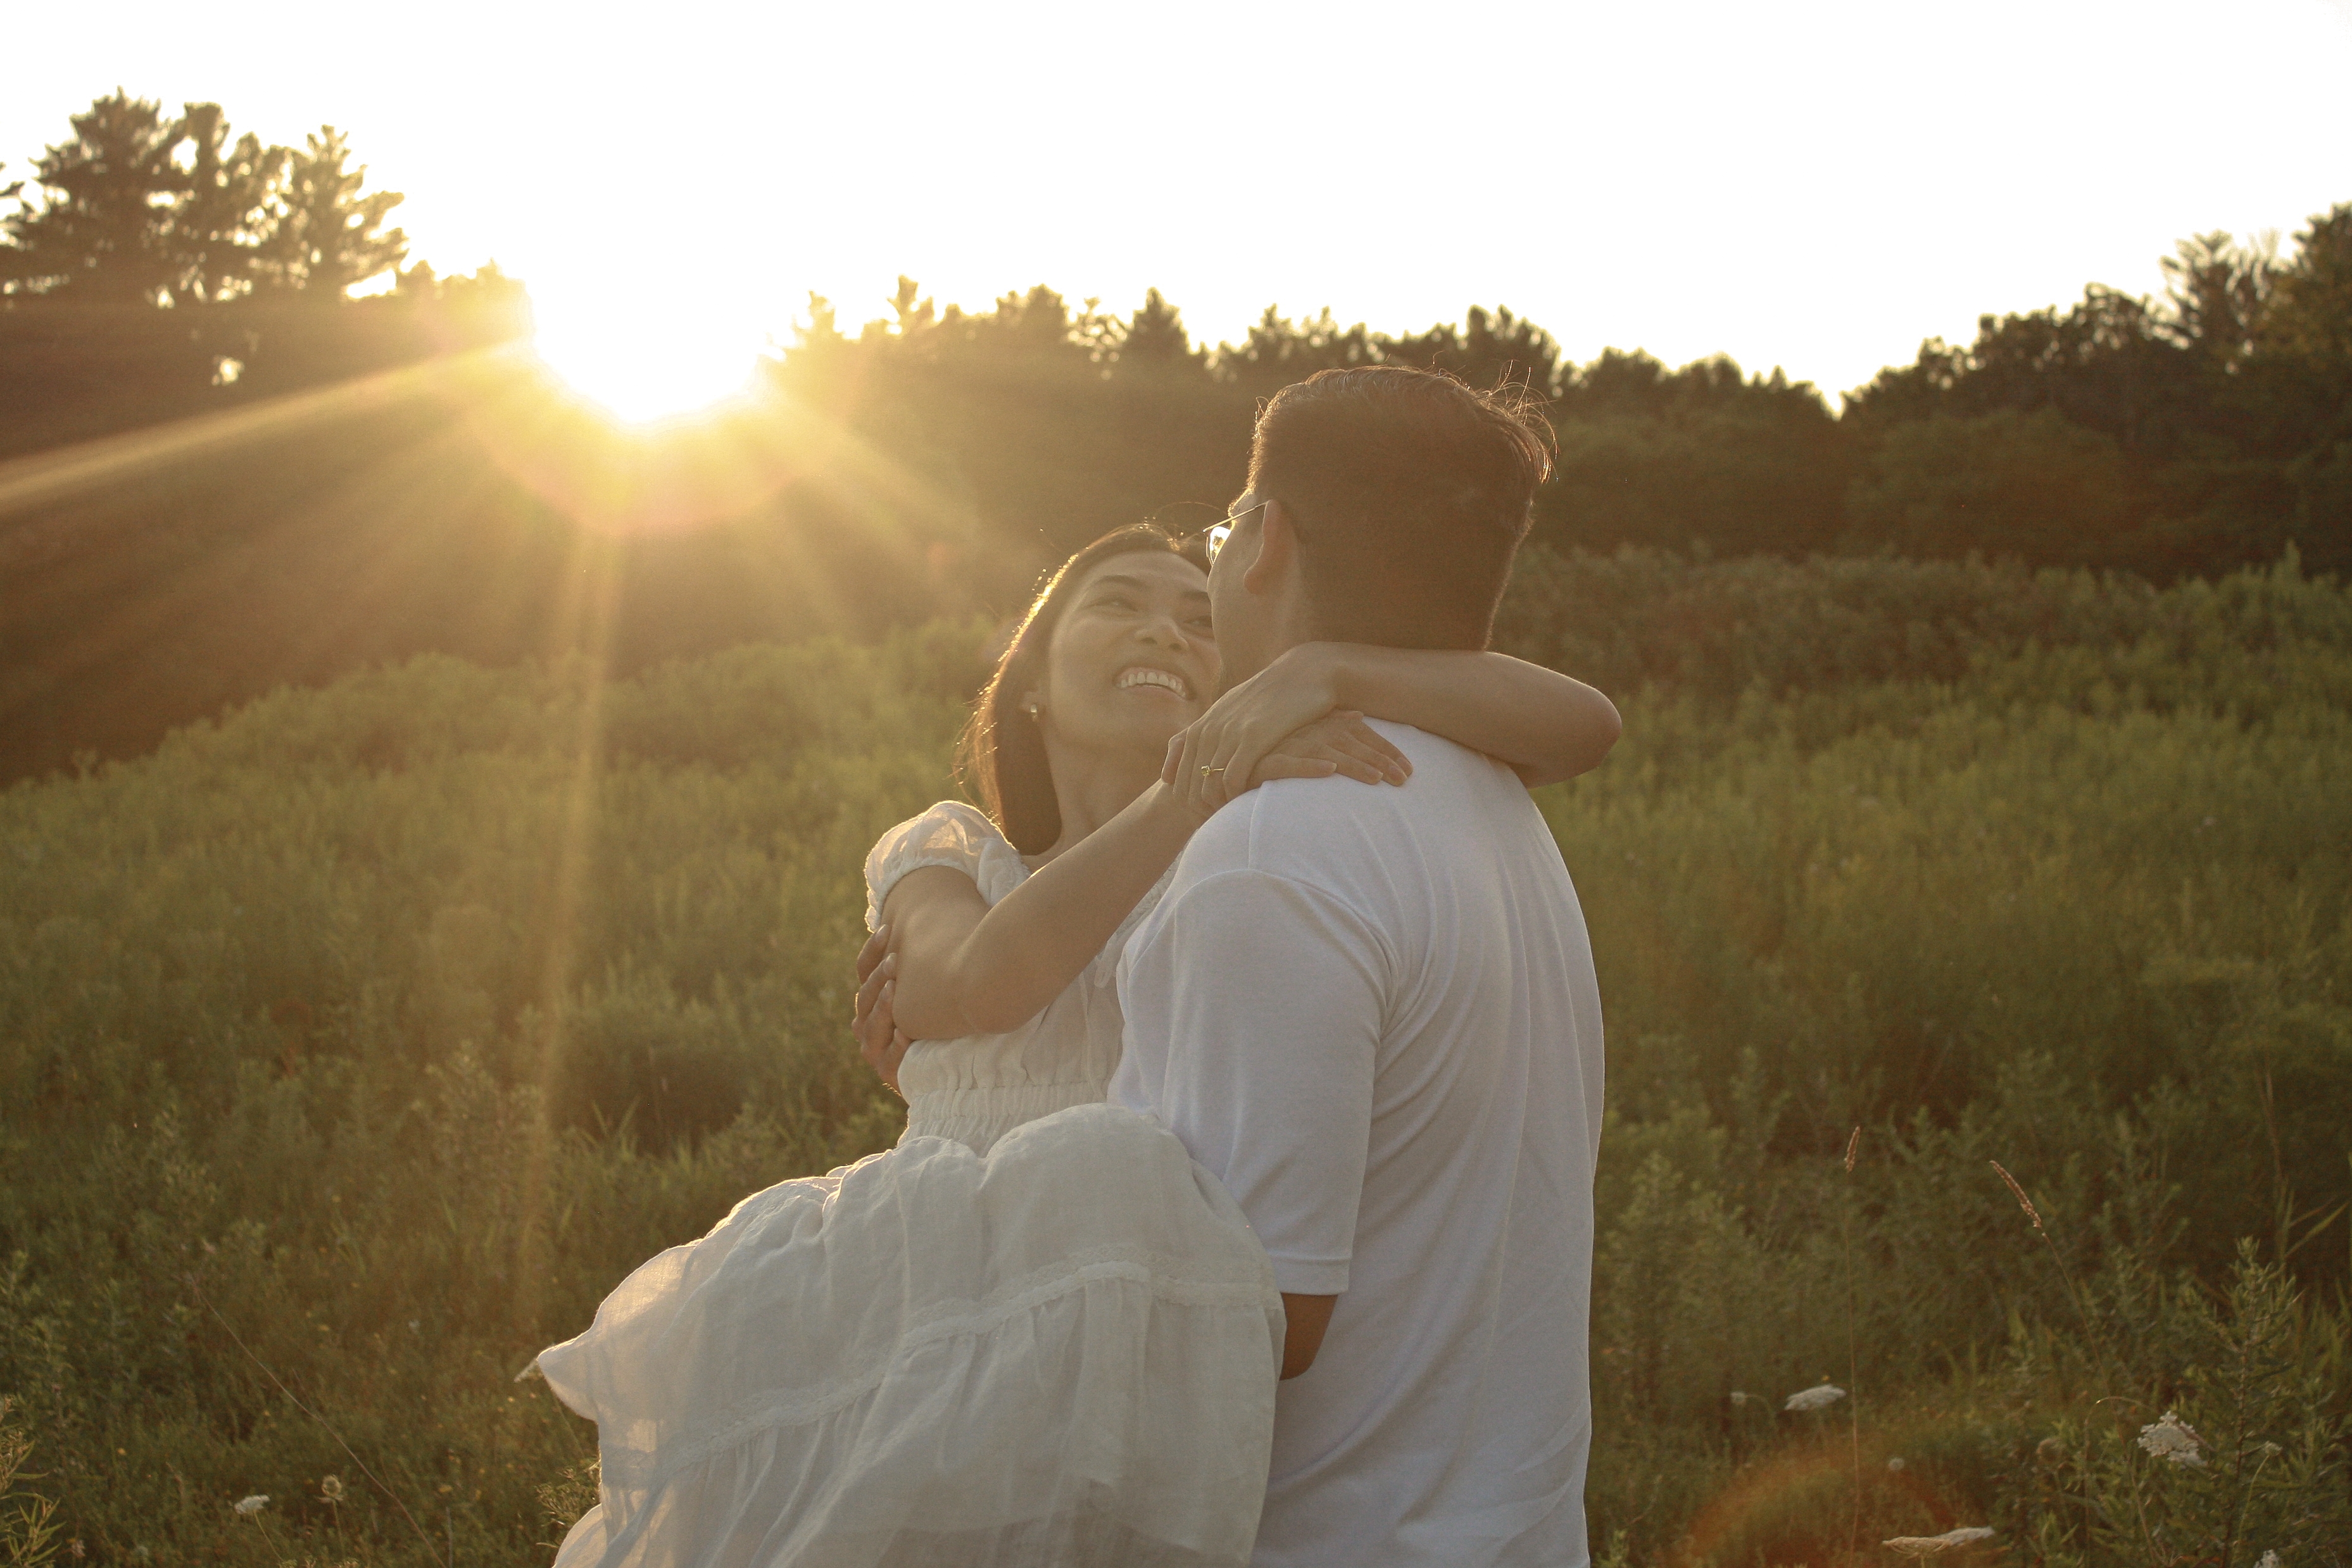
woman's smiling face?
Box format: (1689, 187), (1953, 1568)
(1026, 550), (1219, 760)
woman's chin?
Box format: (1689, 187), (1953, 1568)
(1138, 721), (1188, 757)
(1124, 713), (1195, 760)
(1049, 706), (1200, 766)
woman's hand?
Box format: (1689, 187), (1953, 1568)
(1163, 646), (1411, 814)
(853, 925), (915, 1097)
(1259, 710), (1412, 789)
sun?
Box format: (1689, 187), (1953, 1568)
(530, 294), (770, 425)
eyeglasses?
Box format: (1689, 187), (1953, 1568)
(1200, 499), (1269, 564)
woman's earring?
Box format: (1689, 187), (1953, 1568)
(1023, 703), (1042, 719)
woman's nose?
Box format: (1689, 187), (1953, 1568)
(1136, 612), (1190, 648)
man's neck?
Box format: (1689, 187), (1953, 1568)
(1220, 619), (1317, 689)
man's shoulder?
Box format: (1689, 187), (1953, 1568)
(1255, 725), (1523, 829)
(1183, 724), (1531, 886)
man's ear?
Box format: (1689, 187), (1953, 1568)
(1242, 501), (1298, 596)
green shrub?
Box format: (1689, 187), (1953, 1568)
(1, 552), (2344, 1563)
(1995, 1241), (2352, 1567)
(1, 1396), (64, 1566)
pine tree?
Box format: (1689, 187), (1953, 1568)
(0, 91), (189, 301)
(252, 127), (406, 299)
(1116, 287), (1195, 367)
(170, 103), (284, 304)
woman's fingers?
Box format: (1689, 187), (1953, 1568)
(1248, 712), (1411, 789)
(857, 978), (888, 1065)
(853, 949), (896, 1032)
(855, 924), (890, 985)
(879, 1029), (914, 1095)
(1266, 732), (1376, 785)
(1173, 720), (1224, 817)
(1167, 723), (1204, 813)
(1205, 703), (1276, 804)
(860, 979), (909, 1095)
(1205, 725), (1253, 805)
(872, 978), (897, 1045)
(1179, 701), (1412, 807)
(872, 981), (911, 1096)
(1327, 743), (1390, 784)
(1329, 733), (1409, 786)
(1190, 726), (1228, 813)
(1337, 716), (1411, 781)
(1255, 753), (1343, 782)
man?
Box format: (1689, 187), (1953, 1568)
(1108, 365), (1607, 1567)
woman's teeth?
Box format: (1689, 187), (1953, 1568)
(1116, 667), (1190, 699)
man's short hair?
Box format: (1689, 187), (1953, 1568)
(1247, 365), (1554, 650)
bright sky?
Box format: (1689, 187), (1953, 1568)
(9, 0), (2352, 418)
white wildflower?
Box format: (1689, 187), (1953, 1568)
(320, 1474), (346, 1502)
(1728, 1391), (1751, 1407)
(1887, 1455), (1906, 1471)
(2137, 1410), (2206, 1468)
(2254, 1553), (2280, 1568)
(232, 1495), (269, 1515)
(1784, 1383), (1847, 1412)
(1883, 1527), (1996, 1557)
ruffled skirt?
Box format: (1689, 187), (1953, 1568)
(536, 1103), (1285, 1568)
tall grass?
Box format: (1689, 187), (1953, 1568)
(1, 552), (2344, 1564)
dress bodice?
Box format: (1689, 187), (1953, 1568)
(864, 801), (1171, 1154)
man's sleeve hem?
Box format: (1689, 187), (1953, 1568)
(1270, 1257), (1350, 1296)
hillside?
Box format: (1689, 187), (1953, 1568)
(2, 551), (2346, 1562)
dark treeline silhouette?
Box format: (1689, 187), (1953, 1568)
(3, 89), (2348, 785)
(763, 284), (1858, 572)
(1, 92), (529, 451)
(1844, 224), (2352, 574)
(772, 221), (2351, 580)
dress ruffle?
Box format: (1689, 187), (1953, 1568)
(539, 1104), (1285, 1568)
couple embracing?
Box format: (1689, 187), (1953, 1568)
(538, 365), (1619, 1567)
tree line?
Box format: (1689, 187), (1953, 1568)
(768, 215), (2351, 580)
(2, 89), (408, 303)
(0, 92), (527, 454)
(2, 90), (2349, 784)
(7, 90), (2349, 579)
(6, 90), (2348, 582)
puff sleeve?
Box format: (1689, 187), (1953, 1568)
(862, 801), (1028, 931)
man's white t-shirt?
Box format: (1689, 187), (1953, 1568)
(1110, 722), (1605, 1568)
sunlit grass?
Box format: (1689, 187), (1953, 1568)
(0, 554), (2345, 1562)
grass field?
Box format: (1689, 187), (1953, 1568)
(2, 549), (2347, 1565)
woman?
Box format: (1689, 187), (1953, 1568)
(538, 522), (1618, 1568)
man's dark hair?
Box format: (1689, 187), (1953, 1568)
(1247, 365), (1554, 649)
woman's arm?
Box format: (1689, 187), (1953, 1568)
(860, 648), (1617, 1053)
(1328, 645), (1619, 785)
(872, 782), (1198, 1041)
(871, 712), (1407, 1044)
(1167, 643), (1619, 801)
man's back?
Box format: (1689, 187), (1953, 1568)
(1111, 722), (1604, 1567)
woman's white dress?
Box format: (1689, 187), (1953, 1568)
(537, 801), (1284, 1568)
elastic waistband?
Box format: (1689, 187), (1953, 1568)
(902, 1079), (1112, 1154)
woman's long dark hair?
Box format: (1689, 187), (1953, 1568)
(955, 522), (1209, 855)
